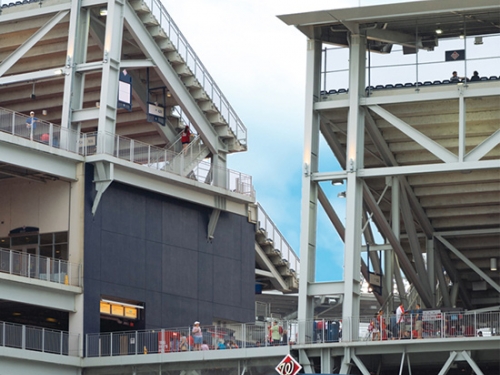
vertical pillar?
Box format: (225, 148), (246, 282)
(427, 238), (435, 307)
(61, 0), (89, 133)
(458, 87), (466, 161)
(297, 37), (322, 344)
(385, 176), (399, 311)
(68, 163), (85, 357)
(97, 0), (125, 139)
(211, 153), (227, 189)
(342, 32), (366, 342)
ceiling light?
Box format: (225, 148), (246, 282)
(331, 180), (343, 186)
(435, 28), (443, 35)
(54, 69), (64, 75)
(459, 35), (465, 39)
(491, 258), (497, 271)
(99, 8), (108, 16)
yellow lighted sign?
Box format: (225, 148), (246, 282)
(111, 304), (124, 316)
(124, 307), (137, 319)
(100, 302), (111, 314)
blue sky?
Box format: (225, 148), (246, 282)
(162, 0), (430, 282)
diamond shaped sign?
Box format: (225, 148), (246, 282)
(276, 354), (302, 375)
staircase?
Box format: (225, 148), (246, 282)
(129, 0), (247, 153)
(167, 135), (211, 178)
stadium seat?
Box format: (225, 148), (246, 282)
(480, 76), (488, 81)
(442, 79), (451, 84)
(337, 88), (347, 94)
(404, 83), (414, 87)
(328, 89), (337, 95)
(320, 90), (327, 95)
(394, 83), (404, 88)
(433, 80), (442, 85)
(489, 76), (498, 80)
(423, 81), (432, 86)
(384, 84), (394, 89)
(375, 85), (385, 90)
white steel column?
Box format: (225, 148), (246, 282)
(385, 176), (399, 311)
(297, 37), (322, 344)
(342, 32), (366, 342)
(61, 0), (89, 133)
(97, 0), (125, 136)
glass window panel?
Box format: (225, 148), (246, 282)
(11, 235), (38, 246)
(54, 244), (68, 260)
(40, 233), (53, 245)
(54, 232), (68, 244)
(0, 237), (9, 248)
(40, 245), (53, 258)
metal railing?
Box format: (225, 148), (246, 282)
(85, 311), (499, 356)
(257, 203), (300, 276)
(139, 0), (247, 147)
(321, 34), (500, 92)
(0, 247), (82, 287)
(0, 107), (81, 153)
(0, 320), (80, 356)
(81, 131), (254, 197)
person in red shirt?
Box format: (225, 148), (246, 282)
(181, 126), (191, 150)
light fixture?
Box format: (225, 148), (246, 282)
(337, 191), (346, 198)
(474, 37), (483, 45)
(435, 28), (443, 35)
(42, 110), (47, 116)
(54, 68), (64, 75)
(459, 35), (465, 39)
(331, 180), (343, 186)
(99, 8), (108, 16)
(490, 258), (497, 271)
(166, 91), (172, 98)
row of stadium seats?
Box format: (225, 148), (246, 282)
(1, 0), (39, 8)
(321, 75), (499, 96)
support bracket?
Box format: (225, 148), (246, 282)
(207, 208), (221, 240)
(92, 161), (113, 215)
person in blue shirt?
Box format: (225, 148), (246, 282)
(25, 111), (38, 140)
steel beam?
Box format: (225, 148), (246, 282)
(122, 2), (223, 155)
(368, 105), (457, 163)
(436, 235), (500, 294)
(297, 36), (322, 343)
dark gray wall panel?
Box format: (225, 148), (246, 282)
(83, 164), (255, 339)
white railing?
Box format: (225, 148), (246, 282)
(139, 0), (247, 147)
(257, 203), (300, 276)
(81, 132), (254, 197)
(0, 109), (254, 197)
(0, 107), (81, 153)
(85, 311), (500, 357)
(0, 247), (82, 287)
(0, 320), (80, 356)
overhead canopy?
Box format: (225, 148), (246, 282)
(278, 0), (500, 51)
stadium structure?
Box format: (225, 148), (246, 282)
(0, 0), (499, 375)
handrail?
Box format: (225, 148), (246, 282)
(257, 203), (300, 277)
(0, 107), (82, 154)
(0, 247), (82, 287)
(81, 131), (255, 198)
(0, 320), (80, 356)
(140, 0), (247, 147)
(85, 310), (500, 357)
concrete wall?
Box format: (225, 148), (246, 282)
(83, 164), (255, 335)
(0, 179), (70, 236)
